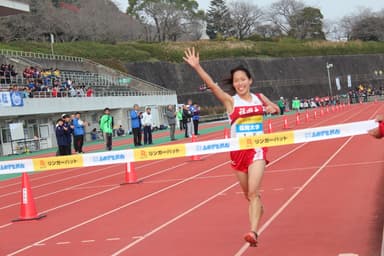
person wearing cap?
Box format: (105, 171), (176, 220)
(62, 114), (74, 155)
(99, 108), (114, 151)
(73, 112), (87, 153)
(182, 104), (193, 138)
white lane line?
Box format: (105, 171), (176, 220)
(81, 240), (95, 243)
(272, 188), (284, 191)
(106, 238), (121, 241)
(110, 182), (239, 256)
(0, 223), (12, 229)
(6, 161), (229, 256)
(56, 242), (71, 245)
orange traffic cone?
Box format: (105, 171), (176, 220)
(283, 116), (289, 129)
(326, 106), (330, 113)
(121, 162), (141, 185)
(267, 119), (273, 133)
(305, 110), (310, 122)
(314, 110), (318, 119)
(295, 113), (301, 126)
(13, 173), (46, 222)
(320, 108), (325, 116)
(191, 135), (201, 161)
(224, 127), (229, 139)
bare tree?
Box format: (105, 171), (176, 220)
(266, 0), (305, 34)
(228, 1), (263, 40)
(0, 0), (144, 42)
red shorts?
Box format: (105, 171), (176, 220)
(230, 148), (268, 173)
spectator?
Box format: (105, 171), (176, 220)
(72, 112), (87, 153)
(192, 103), (200, 135)
(99, 107), (114, 151)
(62, 114), (74, 155)
(116, 125), (125, 136)
(165, 104), (177, 141)
(292, 97), (300, 112)
(91, 128), (98, 141)
(141, 107), (153, 145)
(182, 104), (193, 138)
(130, 104), (142, 146)
(277, 97), (285, 115)
(55, 118), (69, 156)
(177, 106), (184, 131)
(86, 87), (94, 97)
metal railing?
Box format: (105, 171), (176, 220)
(29, 90), (176, 98)
(0, 49), (84, 62)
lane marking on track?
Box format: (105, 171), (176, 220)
(234, 103), (384, 256)
(110, 182), (239, 256)
(106, 238), (121, 241)
(32, 243), (45, 247)
(0, 223), (12, 229)
(6, 161), (229, 256)
(56, 242), (71, 245)
(81, 240), (95, 243)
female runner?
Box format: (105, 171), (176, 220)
(184, 47), (280, 247)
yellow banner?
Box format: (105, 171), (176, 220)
(133, 144), (186, 161)
(239, 131), (295, 149)
(33, 155), (84, 171)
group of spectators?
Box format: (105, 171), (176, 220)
(0, 64), (17, 84)
(22, 66), (94, 98)
(177, 99), (200, 138)
(348, 85), (383, 104)
(55, 112), (88, 156)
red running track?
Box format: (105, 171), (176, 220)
(0, 102), (383, 256)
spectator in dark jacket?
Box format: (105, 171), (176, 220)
(56, 118), (69, 156)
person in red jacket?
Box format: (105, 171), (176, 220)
(368, 115), (384, 139)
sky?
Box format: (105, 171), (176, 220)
(111, 0), (384, 21)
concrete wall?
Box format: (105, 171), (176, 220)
(125, 54), (384, 106)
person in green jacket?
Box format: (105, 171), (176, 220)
(277, 97), (285, 115)
(99, 107), (114, 151)
(292, 97), (301, 112)
(177, 106), (184, 131)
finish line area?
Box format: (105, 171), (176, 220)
(0, 102), (383, 256)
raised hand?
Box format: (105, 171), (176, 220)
(183, 47), (200, 68)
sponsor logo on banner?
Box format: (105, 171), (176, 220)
(305, 129), (341, 139)
(92, 153), (125, 162)
(33, 155), (83, 171)
(196, 142), (230, 152)
(133, 144), (186, 161)
(0, 159), (33, 175)
(239, 131), (294, 149)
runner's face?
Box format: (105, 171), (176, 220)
(232, 70), (252, 96)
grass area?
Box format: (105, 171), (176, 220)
(1, 39), (384, 66)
